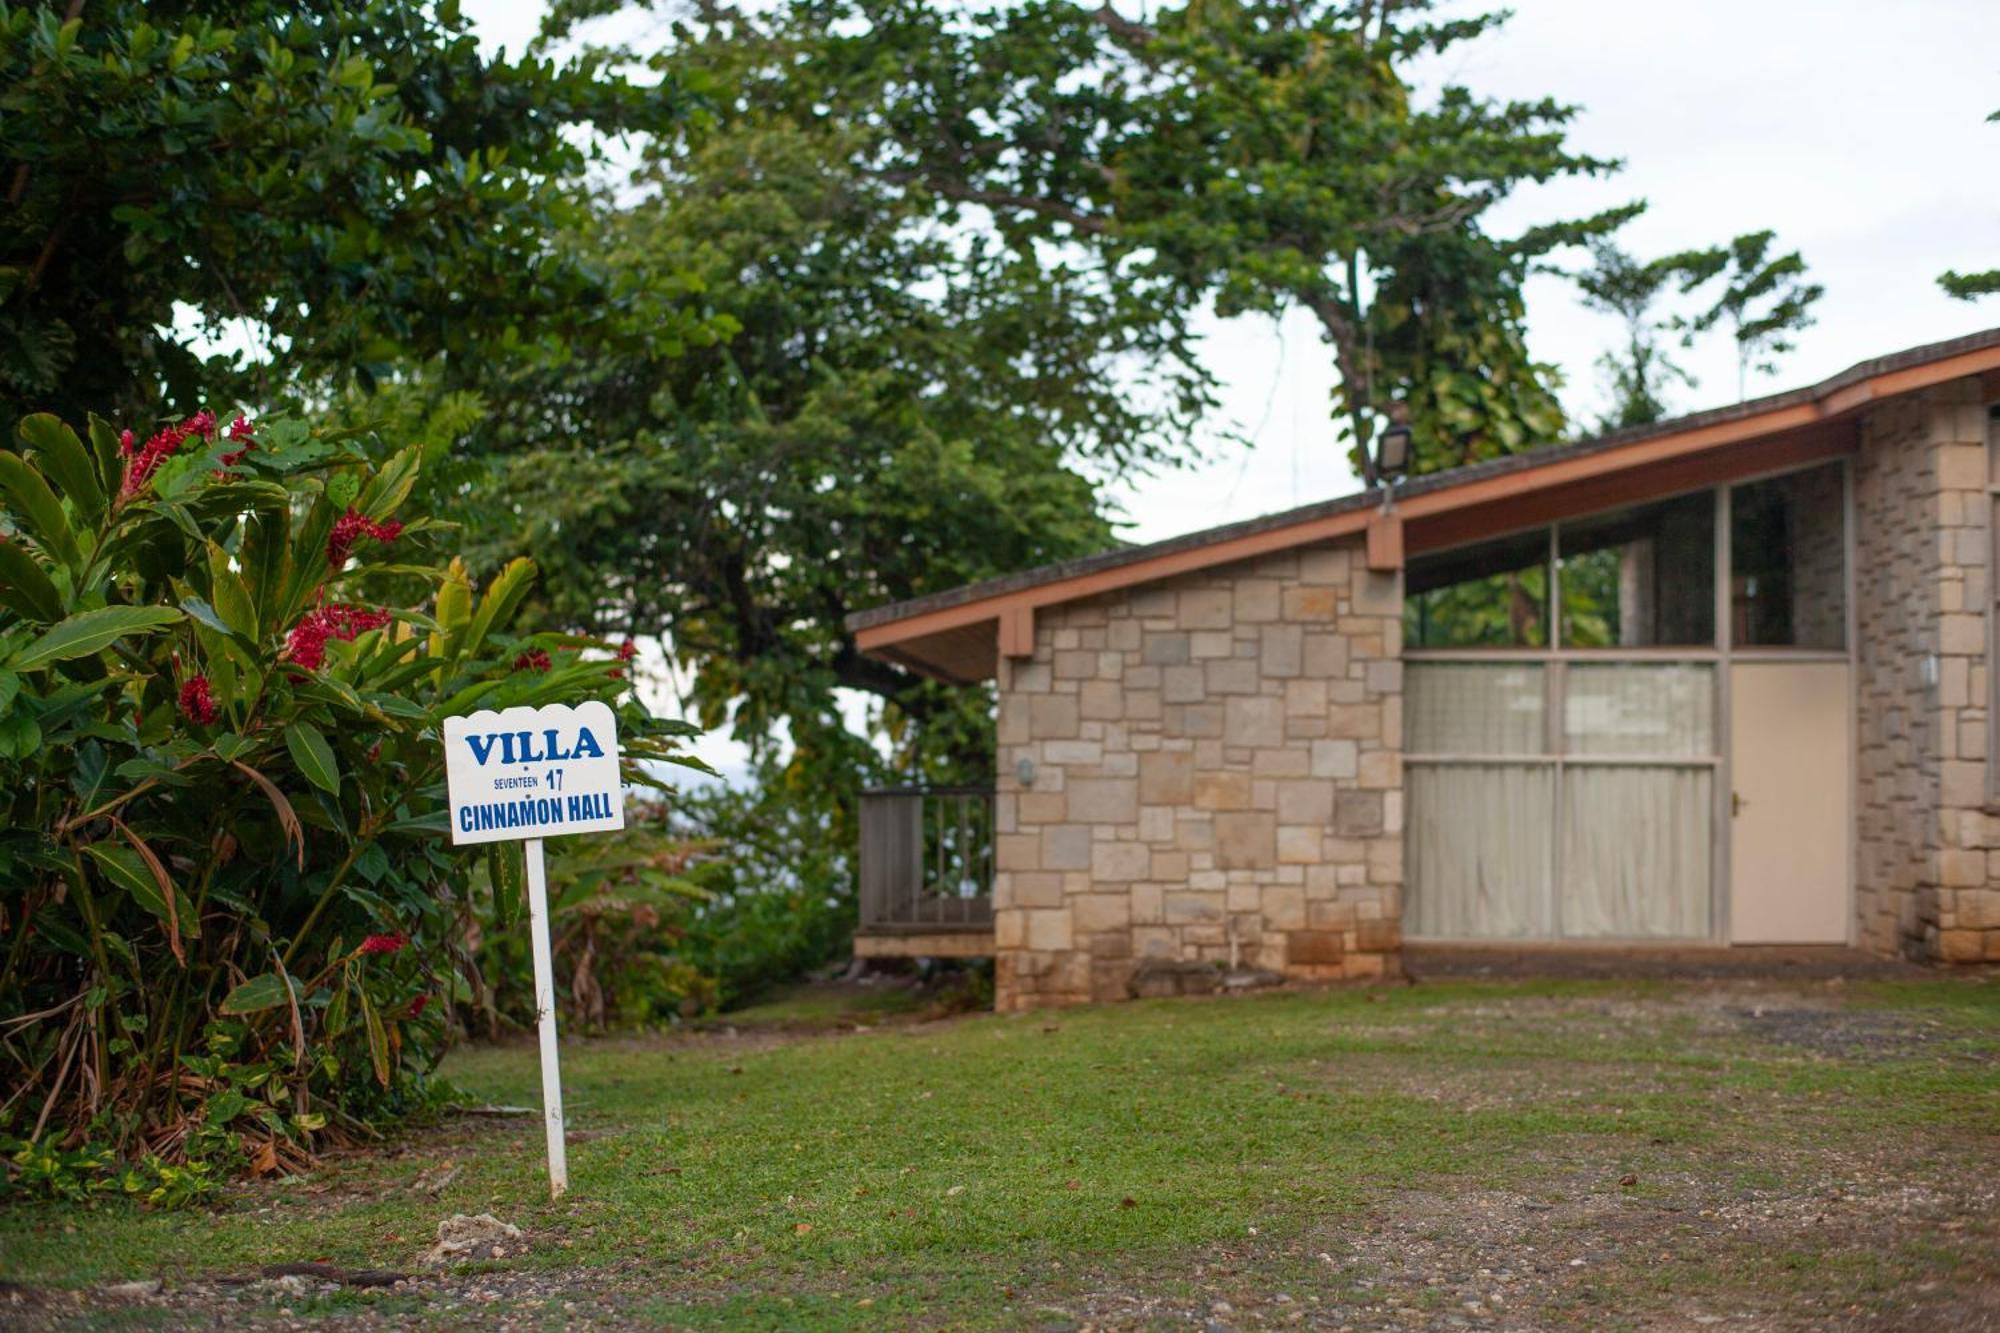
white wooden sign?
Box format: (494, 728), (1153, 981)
(444, 701), (626, 1200)
(443, 701), (625, 845)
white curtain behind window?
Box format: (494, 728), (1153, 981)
(1407, 763), (1554, 938)
(1561, 767), (1711, 937)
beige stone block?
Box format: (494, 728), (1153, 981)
(1125, 690), (1163, 722)
(1142, 632), (1190, 666)
(1277, 824), (1322, 864)
(1044, 739), (1102, 766)
(1277, 779), (1334, 824)
(1941, 760), (1985, 809)
(1164, 891), (1225, 924)
(1253, 747), (1309, 778)
(1225, 696), (1285, 747)
(1283, 677), (1327, 717)
(1940, 614), (1983, 656)
(1166, 703), (1223, 738)
(1054, 649), (1097, 679)
(1215, 811), (1277, 869)
(1303, 633), (1349, 677)
(1186, 630), (1231, 659)
(1030, 695), (1080, 739)
(1079, 680), (1124, 720)
(1356, 917), (1401, 953)
(1026, 909), (1074, 952)
(1938, 443), (1986, 490)
(1194, 770), (1253, 810)
(1940, 848), (1985, 887)
(999, 696), (1031, 745)
(1150, 850), (1190, 882)
(1073, 893), (1132, 933)
(1283, 586), (1338, 620)
(998, 833), (1043, 872)
(1021, 792), (1067, 824)
(1140, 750), (1196, 805)
(1236, 579), (1282, 622)
(1261, 885), (1307, 930)
(1176, 815), (1216, 851)
(1358, 750), (1401, 790)
(1131, 587), (1176, 617)
(1938, 928), (1985, 962)
(1206, 659), (1259, 695)
(1352, 570), (1401, 616)
(1132, 883), (1166, 925)
(1068, 778), (1138, 823)
(1311, 739), (1359, 779)
(1365, 659), (1402, 696)
(994, 908), (1027, 950)
(1258, 624), (1303, 678)
(1042, 824), (1093, 870)
(1299, 545), (1352, 584)
(1287, 929), (1344, 965)
(1092, 841), (1151, 882)
(1328, 703), (1381, 740)
(1163, 665), (1205, 703)
(1179, 589), (1233, 629)
(1334, 791), (1384, 837)
(1009, 872), (1066, 909)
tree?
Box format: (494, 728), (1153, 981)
(1938, 109), (2000, 300)
(0, 0), (704, 427)
(648, 0), (1639, 479)
(1676, 230), (1824, 402)
(1574, 240), (1700, 431)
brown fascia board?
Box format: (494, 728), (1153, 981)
(850, 325), (2000, 653)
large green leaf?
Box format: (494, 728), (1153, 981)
(0, 450), (82, 568)
(8, 605), (182, 671)
(0, 541), (64, 622)
(80, 842), (196, 939)
(284, 720), (340, 795)
(17, 414), (105, 522)
(219, 972), (300, 1015)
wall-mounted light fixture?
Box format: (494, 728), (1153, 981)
(1015, 756), (1037, 787)
(1374, 400), (1413, 484)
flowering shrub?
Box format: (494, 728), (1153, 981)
(0, 409), (690, 1191)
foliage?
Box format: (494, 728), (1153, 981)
(1938, 109), (2000, 301)
(0, 0), (706, 426)
(470, 803), (720, 1033)
(0, 405), (689, 1188)
(1673, 230), (1824, 401)
(597, 0), (1638, 480)
(1574, 241), (1704, 431)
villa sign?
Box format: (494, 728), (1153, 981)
(443, 700), (627, 1201)
(443, 701), (625, 845)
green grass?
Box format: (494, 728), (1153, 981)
(3, 976), (1995, 1328)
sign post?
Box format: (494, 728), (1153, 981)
(443, 701), (625, 1200)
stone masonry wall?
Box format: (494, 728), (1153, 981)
(1853, 378), (2000, 963)
(990, 540), (1405, 1010)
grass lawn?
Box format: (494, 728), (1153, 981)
(3, 975), (1996, 1328)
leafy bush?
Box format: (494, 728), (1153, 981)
(468, 803), (721, 1032)
(0, 408), (688, 1195)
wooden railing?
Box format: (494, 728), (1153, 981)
(858, 787), (995, 933)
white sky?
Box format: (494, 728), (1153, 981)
(463, 0), (1999, 777)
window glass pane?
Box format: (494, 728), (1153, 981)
(1561, 767), (1711, 938)
(1405, 528), (1550, 648)
(1557, 492), (1715, 647)
(1406, 663), (1546, 755)
(1407, 764), (1554, 939)
(1563, 663), (1714, 756)
(1730, 463), (1845, 648)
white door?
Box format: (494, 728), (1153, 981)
(1728, 662), (1850, 943)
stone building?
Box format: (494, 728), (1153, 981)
(848, 329), (2000, 1010)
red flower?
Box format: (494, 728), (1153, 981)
(359, 932), (407, 956)
(616, 638), (637, 662)
(326, 508), (405, 569)
(513, 649), (552, 673)
(607, 667), (625, 681)
(285, 603), (392, 671)
(407, 994), (430, 1018)
(177, 675), (219, 725)
(119, 411), (218, 500)
(217, 415), (258, 470)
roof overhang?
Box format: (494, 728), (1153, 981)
(852, 328), (2000, 683)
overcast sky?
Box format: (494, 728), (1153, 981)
(463, 0), (1998, 776)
